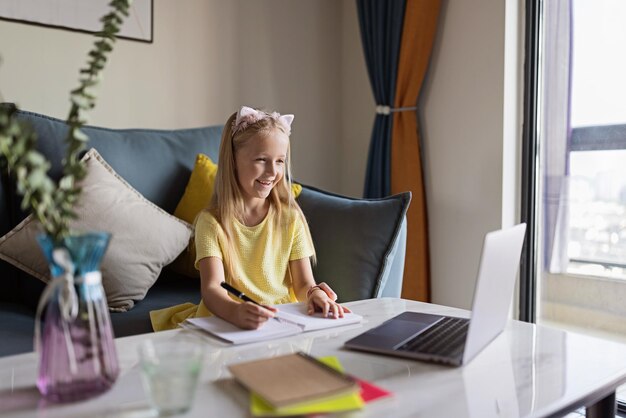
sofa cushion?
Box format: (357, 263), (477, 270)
(173, 153), (219, 224)
(168, 153), (218, 277)
(0, 149), (192, 312)
(296, 186), (411, 301)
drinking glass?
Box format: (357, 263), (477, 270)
(138, 339), (204, 416)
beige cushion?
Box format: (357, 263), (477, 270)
(0, 148), (192, 312)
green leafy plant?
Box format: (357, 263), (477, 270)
(0, 0), (131, 243)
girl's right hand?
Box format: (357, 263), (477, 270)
(232, 302), (277, 330)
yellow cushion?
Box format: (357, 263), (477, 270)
(174, 153), (218, 223)
(291, 182), (302, 198)
(169, 154), (302, 278)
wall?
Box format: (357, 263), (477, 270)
(0, 0), (346, 191)
(0, 1), (521, 310)
(0, 1), (238, 128)
(420, 0), (522, 309)
(340, 1), (373, 197)
(235, 1), (344, 192)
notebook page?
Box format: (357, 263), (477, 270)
(184, 315), (302, 344)
(275, 303), (363, 332)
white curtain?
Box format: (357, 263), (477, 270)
(542, 0), (572, 273)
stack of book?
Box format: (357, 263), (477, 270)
(228, 352), (391, 416)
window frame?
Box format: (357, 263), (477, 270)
(519, 0), (542, 324)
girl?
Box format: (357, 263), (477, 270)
(151, 106), (348, 331)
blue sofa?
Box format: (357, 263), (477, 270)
(0, 106), (410, 357)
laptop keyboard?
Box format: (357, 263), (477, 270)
(396, 316), (469, 357)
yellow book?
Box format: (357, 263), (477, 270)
(249, 356), (364, 416)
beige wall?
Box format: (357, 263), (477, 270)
(340, 0), (373, 198)
(420, 0), (522, 309)
(0, 0), (521, 310)
(0, 0), (352, 191)
(0, 1), (238, 128)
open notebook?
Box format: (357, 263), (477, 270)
(182, 302), (363, 345)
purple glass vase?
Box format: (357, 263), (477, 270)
(35, 232), (119, 403)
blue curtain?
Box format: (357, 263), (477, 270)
(357, 0), (406, 198)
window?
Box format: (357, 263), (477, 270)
(567, 150), (626, 279)
(525, 0), (626, 409)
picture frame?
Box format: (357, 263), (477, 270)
(0, 0), (153, 43)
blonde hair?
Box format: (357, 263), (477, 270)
(207, 109), (315, 282)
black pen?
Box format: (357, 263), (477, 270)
(220, 282), (284, 320)
(220, 282), (262, 306)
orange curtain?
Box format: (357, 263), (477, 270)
(391, 0), (441, 301)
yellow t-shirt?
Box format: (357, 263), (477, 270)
(195, 207), (314, 305)
(149, 206), (315, 331)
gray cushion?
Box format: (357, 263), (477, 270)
(297, 185), (411, 301)
(0, 149), (194, 312)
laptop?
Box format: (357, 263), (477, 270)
(344, 223), (526, 367)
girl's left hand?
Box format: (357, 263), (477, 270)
(306, 285), (352, 318)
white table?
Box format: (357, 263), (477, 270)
(2, 298), (626, 417)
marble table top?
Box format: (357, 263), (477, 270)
(2, 297), (626, 418)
